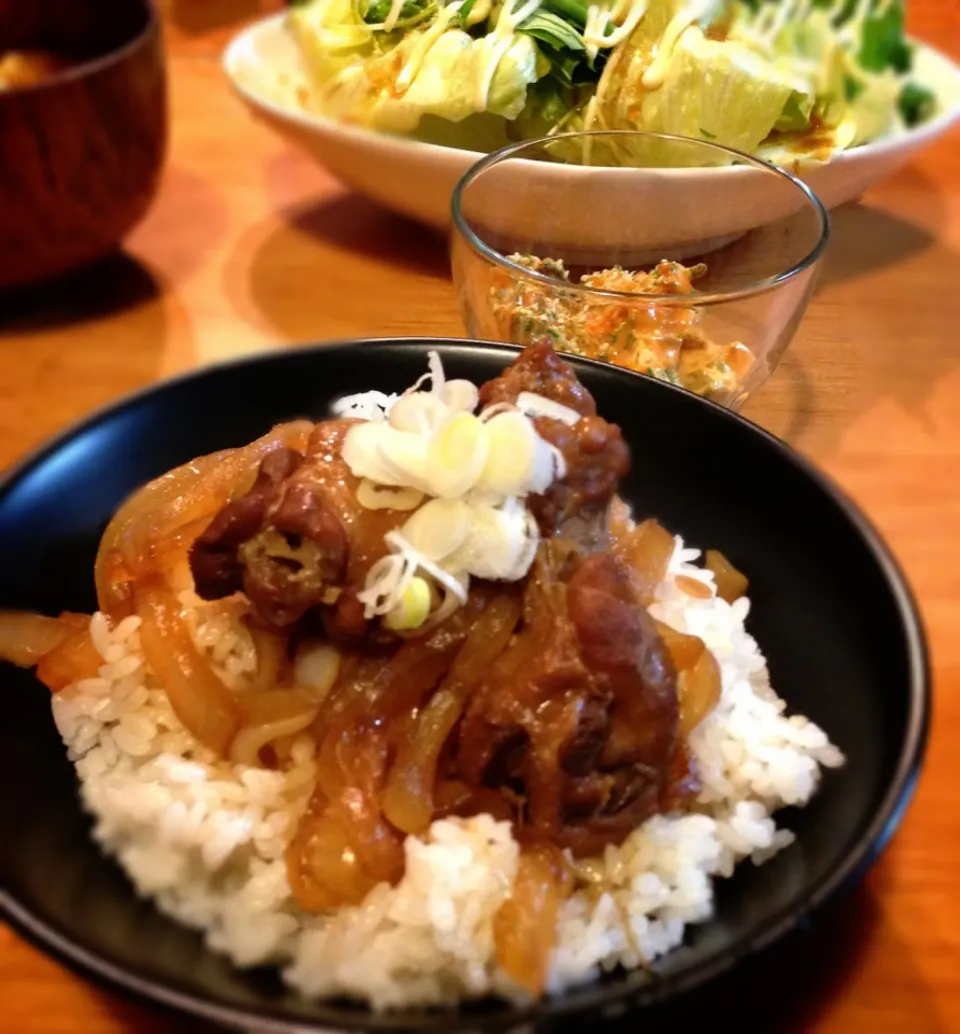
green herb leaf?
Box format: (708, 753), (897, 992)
(541, 0), (588, 29)
(363, 0), (427, 24)
(457, 0), (478, 30)
(844, 73), (866, 102)
(700, 127), (717, 140)
(898, 81), (937, 127)
(858, 0), (912, 74)
(518, 9), (585, 53)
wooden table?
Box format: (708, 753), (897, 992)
(1, 2), (959, 1031)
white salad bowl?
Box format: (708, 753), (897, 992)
(224, 13), (960, 239)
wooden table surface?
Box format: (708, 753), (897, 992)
(1, 2), (959, 1031)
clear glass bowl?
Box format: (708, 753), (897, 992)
(450, 131), (829, 409)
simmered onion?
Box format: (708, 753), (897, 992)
(381, 589), (522, 835)
(705, 549), (749, 604)
(95, 421), (313, 618)
(613, 517), (675, 606)
(35, 625), (103, 692)
(381, 689), (461, 835)
(293, 641), (341, 702)
(230, 689), (319, 766)
(0, 611), (81, 667)
(247, 626), (290, 692)
(136, 580), (241, 756)
(655, 620), (722, 735)
(289, 726), (404, 910)
(493, 844), (571, 996)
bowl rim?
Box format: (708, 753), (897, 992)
(449, 129), (832, 306)
(0, 0), (160, 94)
(0, 338), (932, 1033)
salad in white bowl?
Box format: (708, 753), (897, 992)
(224, 0), (960, 230)
(286, 0), (949, 163)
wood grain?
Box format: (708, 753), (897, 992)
(0, 1), (959, 1031)
(0, 0), (166, 288)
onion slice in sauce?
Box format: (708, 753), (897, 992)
(95, 421), (313, 619)
(0, 611), (83, 668)
(136, 580), (241, 756)
(230, 689), (319, 767)
(705, 549), (749, 604)
(494, 843), (572, 996)
(655, 620), (722, 735)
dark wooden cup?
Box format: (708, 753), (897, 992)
(0, 0), (167, 289)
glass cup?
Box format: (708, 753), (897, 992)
(451, 130), (830, 409)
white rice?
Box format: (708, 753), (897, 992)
(50, 537), (844, 1010)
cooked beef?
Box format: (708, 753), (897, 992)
(189, 447), (305, 601)
(478, 341), (598, 417)
(188, 421), (408, 631)
(453, 543), (690, 855)
(478, 343), (629, 535)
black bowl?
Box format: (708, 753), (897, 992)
(0, 340), (929, 1032)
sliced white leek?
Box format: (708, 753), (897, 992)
(426, 411), (490, 498)
(475, 410), (541, 498)
(410, 348), (448, 397)
(388, 390), (449, 436)
(445, 501), (539, 581)
(341, 422), (406, 485)
(441, 379), (480, 413)
(384, 576), (432, 631)
(384, 530), (471, 604)
(375, 428), (432, 491)
(357, 553), (414, 617)
(400, 498), (473, 561)
(331, 390), (397, 422)
(423, 570), (471, 627)
(515, 391), (581, 427)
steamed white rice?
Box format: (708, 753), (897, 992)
(51, 536), (844, 1009)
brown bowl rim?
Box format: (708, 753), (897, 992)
(0, 0), (160, 95)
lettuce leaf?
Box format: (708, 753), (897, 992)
(323, 26), (543, 132)
(288, 0), (378, 83)
(622, 23), (816, 158)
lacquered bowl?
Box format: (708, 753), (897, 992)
(0, 340), (929, 1032)
(0, 0), (167, 289)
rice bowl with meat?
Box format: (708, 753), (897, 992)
(1, 344), (844, 1010)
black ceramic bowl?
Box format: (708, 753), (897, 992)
(0, 340), (929, 1032)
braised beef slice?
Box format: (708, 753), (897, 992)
(188, 420), (409, 632)
(478, 341), (597, 417)
(531, 414), (630, 536)
(566, 552), (678, 772)
(189, 447), (305, 600)
(478, 343), (629, 535)
(455, 543), (684, 853)
(559, 696), (609, 776)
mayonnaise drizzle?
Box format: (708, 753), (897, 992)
(597, 0), (649, 49)
(641, 0), (713, 90)
(396, 1), (463, 90)
(475, 0), (543, 110)
(383, 0), (408, 32)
